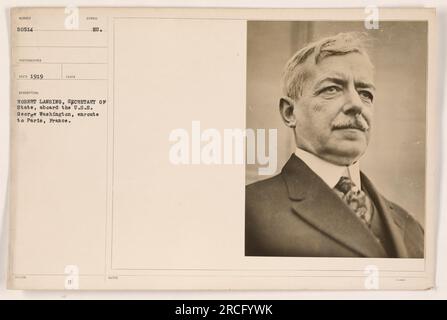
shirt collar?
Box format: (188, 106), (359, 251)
(294, 148), (361, 189)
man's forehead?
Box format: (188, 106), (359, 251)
(305, 52), (375, 85)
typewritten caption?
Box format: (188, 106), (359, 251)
(15, 98), (105, 124)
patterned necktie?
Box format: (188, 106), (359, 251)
(333, 176), (373, 228)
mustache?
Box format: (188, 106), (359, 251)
(332, 114), (370, 132)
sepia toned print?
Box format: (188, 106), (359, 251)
(245, 22), (426, 258)
(8, 8), (435, 290)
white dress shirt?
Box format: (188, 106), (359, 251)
(294, 148), (361, 189)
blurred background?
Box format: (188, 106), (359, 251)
(246, 21), (427, 224)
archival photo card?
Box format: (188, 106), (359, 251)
(7, 7), (437, 290)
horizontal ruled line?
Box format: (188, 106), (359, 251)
(15, 45), (107, 48)
(35, 29), (107, 32)
(16, 62), (107, 65)
(17, 78), (107, 81)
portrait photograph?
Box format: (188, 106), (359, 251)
(245, 21), (427, 258)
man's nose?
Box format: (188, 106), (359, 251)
(342, 86), (364, 115)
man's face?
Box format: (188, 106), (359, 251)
(292, 52), (375, 165)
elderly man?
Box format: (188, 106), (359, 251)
(245, 32), (424, 258)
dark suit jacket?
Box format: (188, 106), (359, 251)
(245, 154), (424, 258)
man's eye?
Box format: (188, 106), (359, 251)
(359, 90), (374, 102)
(320, 86), (341, 95)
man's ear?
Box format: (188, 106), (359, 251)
(279, 97), (297, 128)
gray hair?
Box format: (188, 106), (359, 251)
(281, 32), (373, 100)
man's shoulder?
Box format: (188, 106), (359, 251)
(362, 174), (424, 235)
(380, 195), (424, 257)
(245, 174), (289, 208)
(382, 196), (424, 234)
(246, 174), (284, 193)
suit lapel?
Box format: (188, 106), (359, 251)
(361, 173), (409, 258)
(281, 154), (387, 257)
